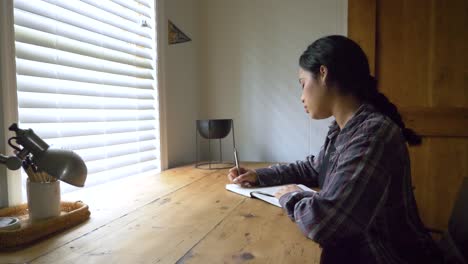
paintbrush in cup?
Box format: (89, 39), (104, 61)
(25, 164), (38, 182)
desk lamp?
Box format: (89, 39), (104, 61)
(0, 123), (87, 187)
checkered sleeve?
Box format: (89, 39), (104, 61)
(278, 120), (396, 246)
(254, 146), (324, 187)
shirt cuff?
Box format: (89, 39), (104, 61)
(279, 191), (316, 220)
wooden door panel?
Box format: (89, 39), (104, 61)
(349, 0), (468, 231)
(430, 0), (468, 107)
(376, 0), (433, 107)
(410, 138), (468, 229)
(348, 0), (376, 74)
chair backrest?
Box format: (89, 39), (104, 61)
(446, 177), (468, 262)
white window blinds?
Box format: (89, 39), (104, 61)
(13, 0), (160, 191)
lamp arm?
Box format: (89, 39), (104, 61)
(8, 123), (49, 158)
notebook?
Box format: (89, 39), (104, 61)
(225, 184), (316, 207)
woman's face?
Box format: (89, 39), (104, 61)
(299, 67), (333, 119)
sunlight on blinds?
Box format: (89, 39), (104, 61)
(14, 0), (160, 193)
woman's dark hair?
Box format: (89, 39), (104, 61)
(299, 35), (421, 145)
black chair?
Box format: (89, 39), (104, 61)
(433, 177), (468, 264)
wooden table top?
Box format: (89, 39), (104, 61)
(0, 162), (321, 264)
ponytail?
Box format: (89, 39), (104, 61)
(364, 76), (422, 146)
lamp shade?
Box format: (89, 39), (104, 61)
(34, 148), (87, 187)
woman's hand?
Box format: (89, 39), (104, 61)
(274, 184), (302, 199)
(227, 167), (258, 188)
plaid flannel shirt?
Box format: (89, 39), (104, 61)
(255, 104), (440, 263)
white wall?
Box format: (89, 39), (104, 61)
(161, 0), (347, 167)
(198, 0), (347, 163)
(160, 0), (202, 168)
(0, 0), (22, 206)
(0, 57), (7, 207)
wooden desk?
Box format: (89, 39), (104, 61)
(0, 163), (321, 263)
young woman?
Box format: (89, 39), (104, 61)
(227, 35), (442, 263)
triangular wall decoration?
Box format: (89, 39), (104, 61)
(168, 20), (191, 45)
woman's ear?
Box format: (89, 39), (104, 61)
(319, 65), (328, 84)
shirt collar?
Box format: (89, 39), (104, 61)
(326, 103), (376, 151)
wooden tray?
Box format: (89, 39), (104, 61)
(0, 201), (90, 250)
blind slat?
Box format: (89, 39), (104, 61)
(77, 140), (158, 162)
(18, 92), (155, 110)
(42, 0), (152, 39)
(14, 9), (153, 59)
(67, 160), (159, 192)
(110, 0), (152, 18)
(135, 0), (152, 9)
(15, 0), (160, 190)
(14, 0), (153, 48)
(21, 122), (157, 141)
(80, 0), (154, 29)
(19, 108), (157, 123)
(16, 42), (153, 79)
(15, 26), (153, 69)
(17, 75), (155, 100)
(86, 149), (158, 174)
(16, 59), (154, 89)
(45, 130), (158, 150)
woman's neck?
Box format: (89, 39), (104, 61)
(332, 95), (362, 130)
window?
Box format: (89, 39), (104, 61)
(13, 0), (161, 193)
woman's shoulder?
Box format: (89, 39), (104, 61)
(355, 105), (404, 144)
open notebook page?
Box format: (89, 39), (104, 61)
(225, 184), (315, 207)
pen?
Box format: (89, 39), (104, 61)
(251, 191), (275, 197)
(234, 147), (241, 175)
